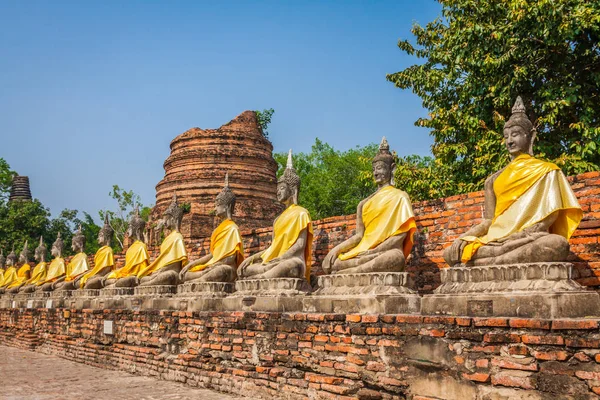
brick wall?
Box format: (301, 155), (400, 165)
(76, 171), (599, 294)
(3, 309), (600, 399)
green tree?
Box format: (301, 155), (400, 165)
(255, 108), (275, 138)
(99, 185), (151, 252)
(387, 0), (600, 195)
(0, 199), (50, 255)
(274, 139), (377, 219)
(0, 157), (17, 202)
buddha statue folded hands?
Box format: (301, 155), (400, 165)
(37, 234), (66, 292)
(238, 150), (313, 281)
(136, 194), (187, 287)
(76, 215), (115, 289)
(52, 226), (90, 291)
(103, 207), (149, 288)
(322, 137), (417, 275)
(5, 241), (32, 294)
(180, 173), (244, 283)
(443, 97), (583, 267)
(18, 236), (48, 293)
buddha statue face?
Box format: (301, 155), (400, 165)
(277, 182), (293, 203)
(6, 251), (16, 267)
(504, 124), (531, 158)
(373, 160), (394, 186)
(127, 208), (146, 242)
(18, 242), (30, 265)
(98, 215), (114, 247)
(35, 237), (47, 263)
(51, 239), (63, 258)
(72, 227), (86, 253)
(163, 194), (183, 232)
(215, 173), (236, 219)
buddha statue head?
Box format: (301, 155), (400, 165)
(19, 241), (31, 265)
(127, 207), (146, 242)
(6, 247), (16, 267)
(215, 172), (236, 219)
(504, 96), (535, 158)
(0, 250), (5, 270)
(35, 236), (47, 263)
(98, 214), (114, 247)
(51, 233), (64, 258)
(277, 150), (301, 205)
(72, 225), (86, 253)
(372, 137), (396, 187)
(163, 194), (184, 232)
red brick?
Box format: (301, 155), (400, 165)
(491, 357), (538, 371)
(533, 350), (569, 361)
(491, 371), (535, 390)
(345, 315), (361, 323)
(455, 317), (471, 327)
(483, 332), (521, 343)
(473, 318), (508, 327)
(475, 359), (489, 368)
(396, 315), (423, 324)
(552, 320), (599, 330)
(361, 315), (378, 323)
(521, 334), (564, 345)
(463, 372), (490, 382)
(508, 318), (551, 330)
(305, 374), (343, 385)
(565, 337), (600, 348)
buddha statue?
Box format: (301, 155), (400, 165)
(52, 226), (89, 291)
(38, 234), (67, 292)
(17, 236), (48, 293)
(0, 250), (5, 287)
(443, 97), (583, 267)
(180, 173), (244, 283)
(238, 150), (313, 281)
(103, 207), (149, 288)
(136, 194), (188, 286)
(76, 215), (115, 289)
(4, 241), (33, 293)
(0, 248), (18, 294)
(322, 138), (417, 275)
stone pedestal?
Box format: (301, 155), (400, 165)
(63, 289), (98, 309)
(222, 278), (311, 312)
(177, 281), (234, 297)
(100, 287), (135, 297)
(134, 285), (178, 296)
(422, 263), (600, 318)
(305, 272), (421, 314)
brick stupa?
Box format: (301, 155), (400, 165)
(152, 111), (282, 243)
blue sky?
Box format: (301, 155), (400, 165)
(0, 0), (441, 219)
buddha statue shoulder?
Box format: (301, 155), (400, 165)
(137, 194), (188, 286)
(103, 207), (149, 288)
(322, 137), (417, 275)
(443, 96), (583, 267)
(52, 226), (89, 291)
(76, 214), (115, 289)
(238, 150), (313, 281)
(180, 173), (244, 283)
(18, 236), (48, 293)
(38, 234), (67, 292)
(6, 241), (33, 293)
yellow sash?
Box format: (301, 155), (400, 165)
(64, 253), (89, 282)
(190, 219), (244, 272)
(261, 204), (313, 280)
(107, 241), (149, 279)
(1, 267), (17, 288)
(462, 155), (582, 262)
(40, 258), (66, 284)
(25, 262), (47, 286)
(137, 231), (188, 279)
(0, 269), (4, 286)
(79, 246), (114, 288)
(7, 264), (31, 288)
(339, 185), (416, 261)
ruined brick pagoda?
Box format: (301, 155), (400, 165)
(152, 111), (281, 243)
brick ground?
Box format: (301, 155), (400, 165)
(0, 345), (245, 400)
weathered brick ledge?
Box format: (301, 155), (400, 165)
(2, 308), (600, 399)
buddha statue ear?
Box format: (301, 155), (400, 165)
(528, 129), (537, 156)
(390, 162), (397, 186)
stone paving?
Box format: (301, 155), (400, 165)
(0, 345), (246, 400)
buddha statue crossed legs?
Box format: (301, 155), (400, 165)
(180, 173), (243, 283)
(17, 236), (48, 293)
(322, 138), (417, 275)
(238, 150), (313, 281)
(444, 97), (583, 267)
(38, 234), (67, 292)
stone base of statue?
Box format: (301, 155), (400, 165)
(62, 289), (99, 309)
(177, 281), (235, 297)
(304, 272), (421, 314)
(421, 262), (600, 318)
(134, 285), (178, 296)
(221, 278), (311, 312)
(30, 291), (51, 300)
(100, 287), (135, 297)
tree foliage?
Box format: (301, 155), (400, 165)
(387, 0), (600, 195)
(255, 108), (275, 138)
(274, 139), (377, 220)
(0, 158), (16, 202)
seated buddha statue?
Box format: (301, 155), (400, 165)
(52, 226), (90, 291)
(0, 248), (18, 294)
(102, 207), (149, 288)
(180, 173), (244, 283)
(0, 250), (6, 287)
(5, 242), (33, 294)
(238, 150), (313, 281)
(37, 234), (67, 292)
(136, 194), (188, 286)
(17, 236), (48, 293)
(76, 215), (115, 289)
(444, 97), (583, 267)
(322, 138), (417, 275)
